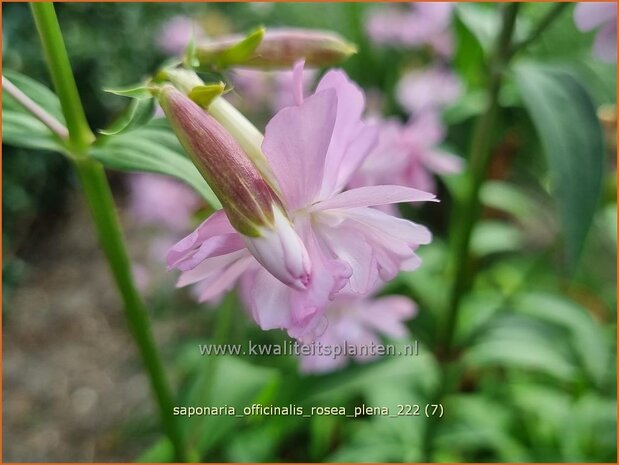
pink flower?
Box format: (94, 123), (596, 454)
(127, 173), (201, 232)
(168, 64), (435, 340)
(351, 112), (463, 194)
(158, 85), (312, 291)
(396, 66), (462, 115)
(366, 2), (454, 56)
(157, 16), (204, 56)
(196, 28), (357, 70)
(298, 294), (416, 374)
(227, 67), (318, 114)
(574, 2), (617, 63)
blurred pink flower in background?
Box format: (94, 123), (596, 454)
(228, 67), (318, 115)
(574, 2), (617, 63)
(157, 15), (204, 55)
(366, 2), (455, 56)
(351, 112), (463, 194)
(299, 293), (416, 373)
(127, 173), (201, 233)
(396, 66), (462, 115)
(168, 64), (435, 341)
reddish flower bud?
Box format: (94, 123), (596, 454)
(196, 28), (357, 70)
(158, 84), (278, 236)
(158, 85), (312, 289)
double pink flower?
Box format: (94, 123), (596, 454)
(166, 64), (435, 340)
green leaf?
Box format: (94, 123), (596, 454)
(514, 63), (605, 269)
(91, 123), (221, 208)
(2, 110), (65, 152)
(471, 220), (524, 256)
(2, 70), (67, 153)
(103, 83), (153, 99)
(3, 69), (65, 121)
(219, 27), (265, 67)
(455, 4), (501, 54)
(99, 96), (155, 136)
(512, 292), (610, 386)
(435, 394), (530, 462)
(188, 83), (226, 108)
(462, 314), (577, 381)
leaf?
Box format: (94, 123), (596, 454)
(91, 123), (221, 208)
(188, 356), (279, 455)
(3, 69), (65, 121)
(99, 96), (155, 135)
(2, 70), (67, 153)
(435, 394), (530, 462)
(219, 27), (265, 67)
(2, 111), (65, 152)
(188, 83), (226, 108)
(103, 83), (153, 99)
(471, 220), (524, 256)
(462, 314), (577, 381)
(512, 292), (610, 386)
(514, 63), (605, 270)
(455, 4), (501, 54)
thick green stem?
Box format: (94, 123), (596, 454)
(30, 3), (94, 152)
(73, 159), (188, 462)
(423, 6), (519, 455)
(442, 4), (520, 356)
(30, 3), (187, 461)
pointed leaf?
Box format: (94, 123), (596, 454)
(514, 63), (604, 269)
(99, 97), (155, 136)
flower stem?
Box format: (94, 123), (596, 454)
(424, 9), (521, 460)
(30, 3), (187, 461)
(442, 3), (520, 356)
(2, 75), (69, 140)
(73, 158), (188, 462)
(509, 3), (570, 58)
(30, 2), (94, 153)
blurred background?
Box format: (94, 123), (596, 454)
(3, 2), (617, 462)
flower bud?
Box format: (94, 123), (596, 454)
(158, 84), (276, 235)
(245, 206), (312, 290)
(195, 28), (357, 70)
(158, 85), (312, 289)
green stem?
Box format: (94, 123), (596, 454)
(509, 3), (570, 58)
(2, 75), (69, 139)
(426, 8), (519, 455)
(73, 159), (188, 462)
(442, 4), (520, 356)
(30, 2), (94, 152)
(30, 3), (187, 461)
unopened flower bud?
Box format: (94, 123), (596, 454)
(196, 28), (357, 70)
(245, 206), (312, 290)
(158, 85), (312, 289)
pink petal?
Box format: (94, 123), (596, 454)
(262, 89), (338, 209)
(421, 150), (464, 174)
(177, 249), (250, 287)
(593, 22), (617, 62)
(311, 185), (437, 211)
(315, 223), (378, 295)
(574, 2), (617, 31)
(247, 268), (294, 329)
(359, 295), (416, 339)
(167, 211), (240, 270)
(315, 70), (376, 198)
(343, 207), (433, 246)
(292, 59), (306, 106)
(195, 254), (255, 302)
